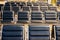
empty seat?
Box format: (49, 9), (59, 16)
(22, 6), (30, 11)
(40, 6), (48, 11)
(45, 11), (57, 20)
(56, 26), (60, 40)
(5, 4), (10, 7)
(3, 6), (11, 11)
(17, 11), (29, 23)
(5, 2), (10, 6)
(49, 6), (57, 11)
(27, 2), (32, 6)
(2, 25), (23, 40)
(29, 26), (50, 40)
(2, 11), (14, 23)
(31, 6), (39, 11)
(32, 3), (39, 6)
(40, 3), (48, 6)
(18, 2), (26, 8)
(12, 6), (19, 13)
(11, 3), (17, 7)
(31, 11), (43, 22)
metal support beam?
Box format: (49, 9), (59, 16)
(49, 24), (53, 40)
(24, 24), (29, 40)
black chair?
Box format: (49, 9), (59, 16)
(27, 2), (32, 6)
(40, 6), (48, 11)
(10, 2), (17, 5)
(17, 11), (29, 23)
(29, 26), (50, 40)
(16, 2), (20, 5)
(18, 2), (26, 8)
(31, 11), (43, 22)
(2, 25), (23, 40)
(31, 6), (39, 11)
(22, 6), (30, 11)
(48, 6), (57, 11)
(45, 11), (57, 20)
(11, 3), (17, 7)
(56, 26), (60, 40)
(40, 3), (48, 6)
(2, 11), (13, 23)
(12, 6), (19, 13)
(3, 6), (11, 11)
(5, 2), (10, 6)
(32, 3), (39, 6)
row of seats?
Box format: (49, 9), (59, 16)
(5, 2), (60, 6)
(2, 25), (50, 40)
(0, 11), (60, 23)
(0, 6), (57, 12)
(0, 2), (58, 12)
(5, 2), (51, 7)
(2, 25), (60, 40)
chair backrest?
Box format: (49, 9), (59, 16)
(32, 3), (39, 6)
(56, 26), (60, 40)
(17, 11), (29, 22)
(31, 6), (39, 11)
(2, 25), (23, 40)
(27, 2), (32, 6)
(19, 2), (26, 6)
(48, 6), (57, 11)
(2, 11), (14, 22)
(3, 6), (11, 11)
(31, 11), (43, 22)
(11, 3), (17, 7)
(45, 11), (57, 20)
(40, 3), (48, 6)
(12, 6), (19, 13)
(40, 6), (48, 11)
(22, 6), (30, 11)
(5, 2), (10, 6)
(29, 25), (50, 40)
